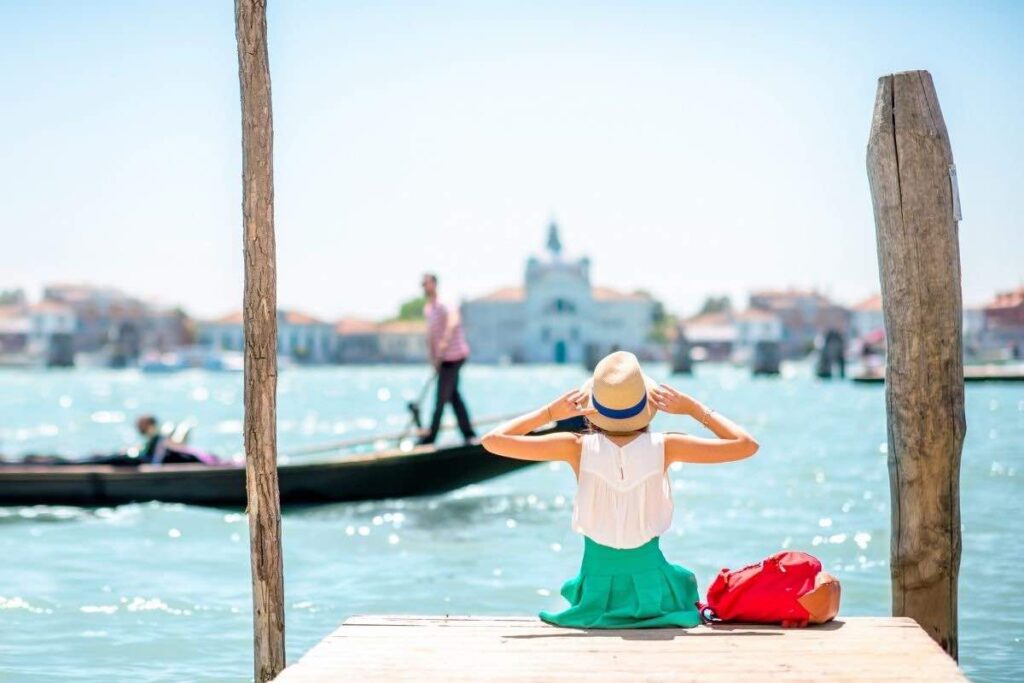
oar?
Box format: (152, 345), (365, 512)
(280, 411), (522, 458)
(403, 371), (438, 438)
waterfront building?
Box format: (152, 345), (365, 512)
(850, 294), (884, 341)
(679, 312), (736, 361)
(42, 284), (147, 354)
(26, 301), (77, 366)
(375, 319), (429, 363)
(0, 305), (31, 364)
(963, 307), (986, 354)
(0, 300), (76, 366)
(733, 308), (783, 360)
(748, 289), (850, 358)
(981, 286), (1024, 358)
(851, 293), (988, 357)
(198, 309), (335, 364)
(334, 318), (381, 363)
(41, 283), (190, 365)
(461, 223), (659, 364)
(677, 308), (781, 364)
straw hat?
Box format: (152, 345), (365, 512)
(580, 351), (658, 432)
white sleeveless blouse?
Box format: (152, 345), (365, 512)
(571, 432), (674, 549)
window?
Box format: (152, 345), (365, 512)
(545, 298), (576, 315)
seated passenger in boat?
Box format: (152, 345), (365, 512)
(7, 416), (220, 466)
(136, 415), (168, 463)
(133, 415), (220, 465)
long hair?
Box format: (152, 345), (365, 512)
(584, 416), (650, 435)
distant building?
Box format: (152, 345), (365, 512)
(0, 301), (76, 366)
(376, 320), (429, 363)
(43, 284), (147, 355)
(198, 309), (335, 364)
(850, 294), (884, 340)
(0, 305), (31, 362)
(679, 312), (736, 361)
(733, 308), (783, 358)
(335, 318), (381, 363)
(26, 301), (76, 365)
(678, 308), (781, 363)
(749, 289), (850, 358)
(332, 318), (431, 364)
(42, 283), (189, 365)
(461, 222), (659, 364)
(981, 286), (1024, 358)
(851, 293), (989, 357)
(963, 307), (985, 352)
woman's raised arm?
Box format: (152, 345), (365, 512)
(480, 390), (595, 472)
(650, 384), (759, 465)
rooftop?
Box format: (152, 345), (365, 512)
(852, 294), (883, 312)
(471, 285), (650, 303)
(282, 310), (326, 326)
(377, 319), (427, 334)
(750, 289), (834, 307)
(985, 286), (1024, 310)
(0, 305), (24, 320)
(28, 301), (74, 314)
(476, 286), (525, 302)
(681, 312), (737, 342)
(592, 286), (652, 302)
(335, 317), (379, 335)
(208, 309), (328, 326)
(733, 308), (780, 322)
(683, 311), (733, 327)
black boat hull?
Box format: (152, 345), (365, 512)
(0, 443), (535, 508)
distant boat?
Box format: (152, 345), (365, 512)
(202, 350), (245, 372)
(0, 418), (584, 508)
(140, 352), (187, 373)
(852, 363), (1024, 384)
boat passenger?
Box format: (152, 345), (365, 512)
(136, 415), (169, 464)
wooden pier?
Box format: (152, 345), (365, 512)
(273, 615), (967, 682)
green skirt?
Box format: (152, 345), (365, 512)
(539, 536), (702, 629)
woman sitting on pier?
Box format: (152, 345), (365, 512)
(481, 351), (759, 628)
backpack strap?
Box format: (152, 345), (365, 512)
(697, 601), (719, 625)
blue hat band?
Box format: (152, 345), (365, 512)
(591, 392), (648, 420)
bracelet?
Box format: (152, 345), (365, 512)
(700, 406), (715, 427)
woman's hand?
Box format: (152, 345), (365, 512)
(545, 389), (596, 422)
(650, 383), (700, 416)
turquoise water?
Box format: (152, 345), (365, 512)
(0, 364), (1020, 682)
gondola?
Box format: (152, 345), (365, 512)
(0, 417), (584, 508)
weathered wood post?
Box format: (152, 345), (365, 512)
(866, 70), (966, 658)
(235, 0), (285, 680)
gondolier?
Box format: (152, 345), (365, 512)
(418, 273), (476, 446)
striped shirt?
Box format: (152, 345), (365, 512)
(425, 299), (470, 362)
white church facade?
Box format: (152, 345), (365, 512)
(461, 223), (659, 364)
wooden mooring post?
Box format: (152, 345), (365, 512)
(866, 70), (966, 658)
(235, 0), (285, 680)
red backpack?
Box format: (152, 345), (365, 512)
(699, 551), (841, 628)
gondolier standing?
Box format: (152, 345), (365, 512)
(418, 273), (476, 446)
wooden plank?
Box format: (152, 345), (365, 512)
(274, 616), (967, 682)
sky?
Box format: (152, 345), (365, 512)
(0, 0), (1021, 321)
